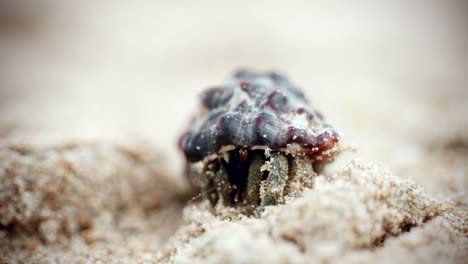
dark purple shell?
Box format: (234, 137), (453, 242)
(180, 70), (339, 162)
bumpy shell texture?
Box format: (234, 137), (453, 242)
(180, 70), (340, 162)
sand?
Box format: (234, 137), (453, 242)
(0, 142), (466, 263)
(0, 1), (467, 263)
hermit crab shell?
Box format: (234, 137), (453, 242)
(179, 70), (340, 163)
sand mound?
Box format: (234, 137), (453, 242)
(0, 141), (187, 263)
(158, 160), (466, 263)
(3, 141), (464, 263)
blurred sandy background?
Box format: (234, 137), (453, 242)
(1, 0), (467, 198)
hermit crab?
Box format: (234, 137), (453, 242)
(179, 70), (340, 210)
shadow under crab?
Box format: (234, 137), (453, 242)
(179, 70), (340, 211)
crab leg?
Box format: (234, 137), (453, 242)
(261, 152), (289, 206)
(286, 155), (315, 197)
(245, 153), (264, 205)
(213, 159), (231, 204)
